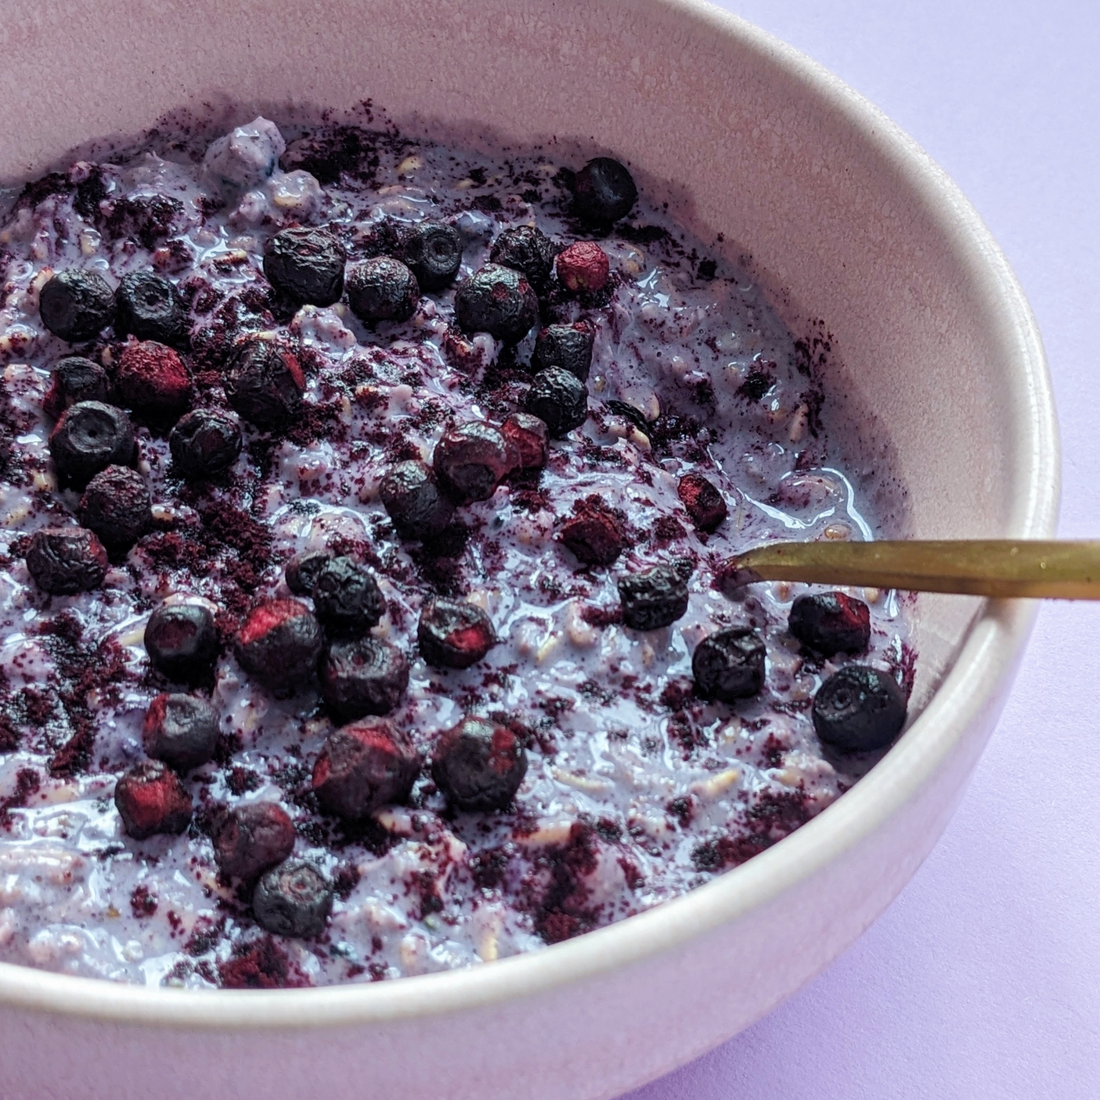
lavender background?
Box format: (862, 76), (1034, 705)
(624, 1), (1100, 1097)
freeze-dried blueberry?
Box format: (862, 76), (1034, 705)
(44, 356), (111, 416)
(25, 526), (109, 595)
(169, 408), (242, 480)
(788, 592), (871, 656)
(532, 322), (595, 381)
(489, 225), (555, 291)
(418, 597), (496, 669)
(400, 220), (463, 291)
(618, 564), (690, 630)
(263, 226), (346, 306)
(346, 256), (419, 323)
(212, 802), (296, 881)
(144, 602), (220, 684)
(556, 240), (610, 293)
(432, 422), (515, 502)
(224, 338), (305, 430)
(312, 719), (419, 820)
(454, 264), (539, 344)
(115, 339), (192, 421)
(284, 549), (334, 596)
(320, 637), (410, 722)
(524, 367), (587, 437)
(311, 556), (385, 638)
(114, 272), (187, 346)
(142, 692), (220, 772)
(252, 859), (333, 939)
(691, 628), (766, 702)
(78, 465), (151, 552)
(114, 760), (193, 840)
(49, 400), (134, 485)
(235, 598), (323, 691)
(379, 460), (456, 540)
(678, 472), (728, 532)
(558, 501), (625, 566)
(812, 665), (907, 753)
(573, 156), (638, 224)
(431, 717), (527, 812)
(500, 412), (548, 470)
(39, 270), (115, 343)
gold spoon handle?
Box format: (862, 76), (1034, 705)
(720, 540), (1100, 599)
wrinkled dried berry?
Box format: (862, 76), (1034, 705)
(532, 322), (595, 381)
(400, 220), (463, 291)
(263, 226), (346, 306)
(144, 602), (220, 683)
(169, 408), (243, 480)
(114, 760), (193, 840)
(573, 156), (638, 224)
(311, 556), (385, 638)
(114, 272), (188, 345)
(346, 256), (419, 323)
(379, 460), (455, 540)
(49, 400), (134, 484)
(558, 501), (625, 566)
(524, 367), (587, 437)
(489, 225), (555, 291)
(252, 859), (333, 938)
(418, 597), (496, 669)
(115, 339), (192, 421)
(454, 263), (538, 344)
(320, 637), (410, 722)
(235, 599), (323, 691)
(432, 422), (515, 502)
(39, 269), (115, 343)
(431, 717), (527, 812)
(691, 628), (766, 702)
(142, 692), (220, 772)
(678, 472), (728, 532)
(285, 549), (334, 596)
(224, 338), (305, 430)
(500, 412), (548, 470)
(25, 526), (109, 594)
(78, 465), (151, 552)
(618, 564), (690, 630)
(556, 240), (610, 293)
(312, 719), (419, 820)
(812, 665), (907, 753)
(212, 802), (296, 880)
(44, 356), (111, 416)
(788, 592), (871, 656)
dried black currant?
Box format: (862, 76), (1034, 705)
(45, 356), (111, 416)
(432, 422), (515, 502)
(532, 322), (595, 381)
(524, 367), (587, 437)
(692, 628), (766, 702)
(788, 592), (871, 656)
(346, 257), (419, 323)
(489, 225), (555, 291)
(400, 220), (463, 291)
(812, 665), (907, 753)
(114, 272), (188, 345)
(224, 338), (305, 430)
(212, 802), (296, 881)
(49, 400), (134, 485)
(39, 270), (115, 343)
(144, 602), (220, 684)
(142, 692), (220, 772)
(618, 564), (690, 630)
(78, 465), (151, 552)
(572, 156), (638, 224)
(431, 717), (527, 812)
(418, 598), (496, 669)
(25, 526), (109, 594)
(311, 556), (385, 638)
(252, 860), (333, 939)
(320, 637), (410, 722)
(169, 408), (243, 480)
(454, 264), (539, 344)
(379, 460), (456, 540)
(285, 549), (334, 596)
(263, 226), (346, 306)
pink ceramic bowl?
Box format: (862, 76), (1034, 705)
(0, 1), (1057, 1097)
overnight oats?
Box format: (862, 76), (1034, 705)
(0, 116), (913, 988)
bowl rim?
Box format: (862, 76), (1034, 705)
(0, 0), (1059, 1028)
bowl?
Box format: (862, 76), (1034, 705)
(0, 1), (1057, 1097)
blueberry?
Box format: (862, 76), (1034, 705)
(48, 400), (134, 485)
(115, 339), (192, 421)
(678, 472), (728, 533)
(212, 802), (296, 881)
(312, 718), (419, 820)
(142, 692), (220, 772)
(263, 226), (347, 306)
(524, 367), (588, 437)
(379, 460), (456, 540)
(114, 272), (188, 345)
(169, 408), (243, 480)
(346, 257), (419, 323)
(400, 220), (463, 291)
(500, 412), (548, 470)
(431, 717), (527, 812)
(114, 759), (193, 840)
(311, 556), (385, 638)
(144, 602), (220, 684)
(788, 592), (871, 656)
(618, 564), (690, 630)
(572, 157), (638, 224)
(284, 549), (334, 596)
(44, 356), (111, 416)
(432, 421), (515, 502)
(558, 501), (625, 566)
(78, 465), (151, 552)
(224, 338), (305, 430)
(532, 322), (595, 381)
(418, 597), (496, 669)
(25, 526), (109, 594)
(252, 859), (333, 939)
(691, 628), (766, 702)
(454, 264), (539, 344)
(812, 665), (907, 753)
(489, 225), (555, 291)
(39, 270), (115, 343)
(235, 598), (323, 691)
(320, 637), (410, 722)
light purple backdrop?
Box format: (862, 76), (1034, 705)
(624, 2), (1100, 1097)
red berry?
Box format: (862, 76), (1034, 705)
(417, 598), (496, 669)
(114, 760), (193, 840)
(558, 499), (625, 566)
(115, 339), (192, 421)
(500, 412), (548, 470)
(677, 472), (728, 532)
(312, 719), (419, 820)
(555, 241), (610, 293)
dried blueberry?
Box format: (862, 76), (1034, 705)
(25, 526), (109, 594)
(678, 472), (728, 533)
(812, 665), (907, 753)
(311, 556), (385, 638)
(618, 564), (690, 630)
(418, 598), (496, 669)
(500, 412), (548, 470)
(489, 225), (555, 291)
(169, 408), (243, 480)
(78, 465), (151, 552)
(285, 549), (334, 596)
(44, 356), (111, 416)
(454, 264), (539, 344)
(224, 338), (305, 430)
(532, 322), (595, 382)
(263, 226), (346, 306)
(431, 717), (527, 812)
(691, 628), (766, 702)
(312, 718), (419, 820)
(49, 400), (134, 485)
(524, 367), (587, 437)
(379, 460), (456, 540)
(142, 692), (220, 772)
(115, 339), (192, 421)
(432, 421), (515, 502)
(235, 599), (323, 691)
(114, 759), (193, 840)
(320, 637), (410, 722)
(788, 592), (871, 656)
(252, 859), (333, 938)
(212, 801), (296, 881)
(400, 220), (463, 291)
(573, 156), (638, 224)
(39, 270), (115, 343)
(114, 272), (187, 346)
(556, 240), (610, 293)
(346, 256), (419, 323)
(558, 501), (625, 566)
(144, 602), (220, 683)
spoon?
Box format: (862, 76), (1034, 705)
(719, 540), (1100, 599)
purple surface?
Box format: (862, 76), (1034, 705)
(624, 2), (1100, 1098)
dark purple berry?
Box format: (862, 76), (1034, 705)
(500, 412), (548, 470)
(78, 465), (151, 552)
(212, 802), (296, 880)
(400, 220), (463, 291)
(312, 718), (419, 820)
(418, 597), (496, 669)
(788, 592), (871, 656)
(114, 759), (193, 840)
(320, 637), (410, 722)
(285, 549), (334, 596)
(252, 859), (333, 938)
(812, 665), (907, 753)
(678, 472), (728, 532)
(432, 422), (515, 502)
(169, 408), (242, 480)
(49, 400), (134, 484)
(556, 240), (610, 293)
(235, 599), (323, 691)
(454, 263), (538, 344)
(524, 367), (587, 437)
(144, 602), (219, 683)
(44, 356), (111, 417)
(115, 340), (192, 421)
(618, 564), (690, 630)
(379, 460), (455, 540)
(142, 692), (220, 772)
(263, 226), (346, 306)
(39, 270), (115, 342)
(691, 628), (766, 702)
(573, 157), (638, 224)
(558, 500), (625, 566)
(311, 556), (385, 637)
(346, 257), (419, 323)
(431, 717), (527, 812)
(114, 272), (187, 345)
(224, 338), (305, 430)
(532, 322), (595, 381)
(489, 225), (555, 291)
(25, 526), (109, 594)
